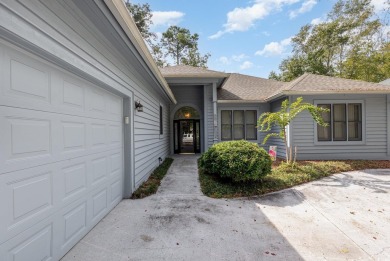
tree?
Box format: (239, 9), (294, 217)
(126, 4), (210, 68)
(271, 0), (388, 83)
(160, 26), (210, 67)
(180, 48), (211, 68)
(268, 71), (281, 81)
(257, 97), (329, 164)
(125, 2), (156, 45)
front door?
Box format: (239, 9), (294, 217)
(174, 120), (201, 154)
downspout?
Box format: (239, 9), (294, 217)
(212, 82), (218, 143)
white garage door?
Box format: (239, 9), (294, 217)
(0, 41), (124, 260)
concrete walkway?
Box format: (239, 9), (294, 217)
(62, 155), (390, 261)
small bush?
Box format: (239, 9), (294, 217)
(199, 140), (272, 182)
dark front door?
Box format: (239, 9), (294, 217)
(174, 120), (200, 154)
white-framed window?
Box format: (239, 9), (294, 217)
(221, 110), (257, 141)
(315, 100), (364, 144)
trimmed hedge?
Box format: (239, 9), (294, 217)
(199, 140), (272, 182)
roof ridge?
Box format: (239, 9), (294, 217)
(165, 64), (225, 74)
(283, 73), (310, 91)
(228, 72), (286, 83)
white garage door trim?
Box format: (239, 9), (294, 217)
(0, 41), (127, 260)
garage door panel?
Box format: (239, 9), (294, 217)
(0, 43), (122, 123)
(60, 202), (87, 252)
(1, 223), (54, 261)
(108, 123), (122, 146)
(0, 41), (124, 260)
(2, 46), (52, 105)
(109, 178), (123, 208)
(0, 164), (57, 244)
(60, 120), (86, 153)
(91, 188), (108, 224)
(0, 107), (122, 174)
(109, 152), (122, 177)
(61, 78), (86, 111)
(0, 107), (55, 174)
(60, 161), (87, 204)
(90, 122), (107, 149)
(0, 110), (52, 165)
(90, 155), (108, 187)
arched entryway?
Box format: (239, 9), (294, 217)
(173, 106), (201, 154)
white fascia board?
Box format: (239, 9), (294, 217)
(103, 0), (177, 104)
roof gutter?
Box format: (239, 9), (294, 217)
(285, 90), (390, 94)
(218, 100), (267, 104)
(103, 0), (177, 104)
(164, 73), (229, 78)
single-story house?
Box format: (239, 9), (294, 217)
(162, 66), (390, 160)
(0, 0), (389, 260)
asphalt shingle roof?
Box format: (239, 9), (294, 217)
(160, 65), (228, 78)
(218, 73), (285, 101)
(160, 65), (390, 102)
(283, 73), (390, 92)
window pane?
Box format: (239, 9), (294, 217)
(333, 104), (346, 121)
(221, 110), (232, 140)
(221, 110), (232, 124)
(233, 111), (244, 124)
(348, 104), (362, 141)
(233, 111), (244, 140)
(334, 122), (347, 141)
(318, 126), (331, 141)
(233, 125), (244, 139)
(245, 111), (256, 124)
(317, 104), (331, 141)
(348, 104), (362, 122)
(333, 104), (346, 141)
(245, 111), (257, 140)
(221, 125), (232, 140)
(348, 122), (362, 141)
(318, 104), (331, 122)
(246, 125), (256, 140)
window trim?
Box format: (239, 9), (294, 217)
(314, 100), (365, 145)
(220, 109), (258, 141)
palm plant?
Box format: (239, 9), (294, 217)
(258, 97), (329, 164)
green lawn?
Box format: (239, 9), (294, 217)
(131, 158), (174, 199)
(199, 160), (390, 198)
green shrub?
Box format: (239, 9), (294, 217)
(199, 140), (272, 182)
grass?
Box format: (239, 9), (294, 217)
(131, 158), (174, 199)
(199, 159), (390, 198)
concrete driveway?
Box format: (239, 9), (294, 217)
(62, 155), (390, 261)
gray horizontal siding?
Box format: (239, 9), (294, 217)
(134, 97), (170, 187)
(290, 94), (388, 160)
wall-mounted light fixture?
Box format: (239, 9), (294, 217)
(135, 101), (143, 112)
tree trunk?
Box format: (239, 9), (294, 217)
(283, 130), (290, 164)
